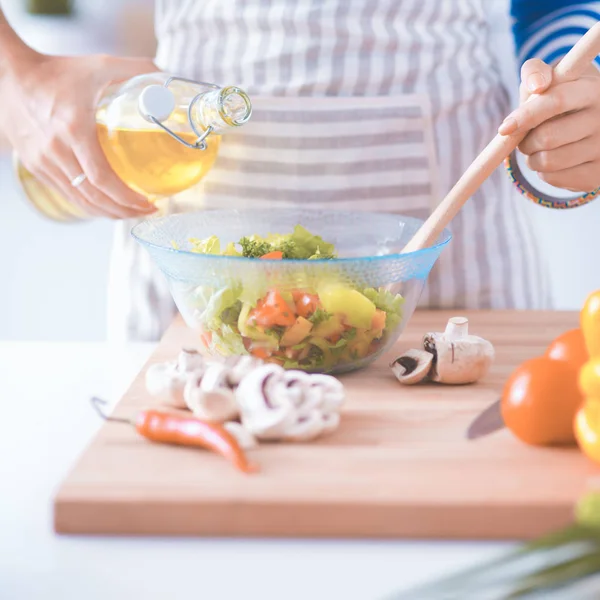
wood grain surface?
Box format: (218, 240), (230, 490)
(54, 310), (600, 540)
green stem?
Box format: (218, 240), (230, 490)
(520, 525), (600, 553)
(507, 554), (600, 598)
(385, 526), (600, 600)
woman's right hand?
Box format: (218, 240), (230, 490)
(0, 50), (158, 219)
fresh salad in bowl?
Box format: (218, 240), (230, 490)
(179, 225), (405, 372)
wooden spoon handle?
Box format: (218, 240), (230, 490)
(401, 21), (600, 255)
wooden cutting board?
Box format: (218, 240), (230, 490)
(54, 310), (599, 540)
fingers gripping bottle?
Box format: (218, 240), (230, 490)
(14, 74), (252, 222)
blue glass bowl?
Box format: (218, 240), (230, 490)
(132, 209), (451, 374)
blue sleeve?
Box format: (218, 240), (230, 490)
(510, 0), (600, 67)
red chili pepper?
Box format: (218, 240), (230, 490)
(200, 330), (212, 349)
(91, 398), (258, 474)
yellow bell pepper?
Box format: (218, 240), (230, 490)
(575, 290), (600, 463)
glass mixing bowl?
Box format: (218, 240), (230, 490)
(132, 209), (451, 374)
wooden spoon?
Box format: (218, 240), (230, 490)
(402, 21), (600, 254)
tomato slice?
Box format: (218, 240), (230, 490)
(371, 309), (387, 331)
(260, 251), (283, 260)
(251, 347), (271, 359)
(264, 290), (296, 326)
(249, 291), (296, 327)
(294, 293), (320, 318)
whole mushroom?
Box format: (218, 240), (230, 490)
(390, 317), (495, 385)
(424, 317), (495, 385)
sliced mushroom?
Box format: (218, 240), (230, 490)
(278, 371), (339, 441)
(282, 370), (312, 406)
(235, 364), (298, 440)
(223, 355), (265, 387)
(145, 350), (264, 410)
(281, 412), (334, 442)
(423, 317), (494, 385)
(183, 363), (239, 422)
(145, 348), (206, 408)
(390, 349), (433, 385)
(235, 364), (344, 442)
(177, 347), (205, 372)
(318, 412), (341, 437)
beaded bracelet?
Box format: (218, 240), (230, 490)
(505, 150), (600, 209)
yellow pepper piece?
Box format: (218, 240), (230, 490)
(581, 290), (600, 357)
(575, 290), (600, 464)
(575, 400), (600, 463)
(580, 359), (600, 398)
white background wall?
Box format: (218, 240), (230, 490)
(1, 0), (599, 342)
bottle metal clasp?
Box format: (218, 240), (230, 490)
(138, 76), (220, 151)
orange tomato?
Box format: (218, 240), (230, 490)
(501, 356), (583, 447)
(259, 251), (283, 260)
(544, 328), (588, 369)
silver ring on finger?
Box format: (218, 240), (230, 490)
(70, 173), (87, 188)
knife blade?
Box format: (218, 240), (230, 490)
(466, 398), (505, 440)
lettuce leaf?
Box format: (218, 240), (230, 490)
(224, 242), (242, 257)
(220, 300), (243, 326)
(236, 226), (337, 259)
(189, 235), (221, 255)
(239, 279), (267, 307)
(285, 225), (336, 259)
(183, 226), (336, 261)
(362, 287), (405, 330)
(200, 285), (242, 330)
(211, 324), (248, 355)
(308, 308), (332, 326)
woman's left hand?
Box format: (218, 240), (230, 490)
(498, 58), (600, 193)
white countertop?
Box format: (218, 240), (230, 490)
(0, 342), (515, 600)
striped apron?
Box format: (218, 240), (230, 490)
(107, 0), (552, 343)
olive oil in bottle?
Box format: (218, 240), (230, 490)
(14, 75), (252, 222)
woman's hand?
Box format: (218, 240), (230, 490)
(0, 50), (158, 219)
(498, 58), (600, 193)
